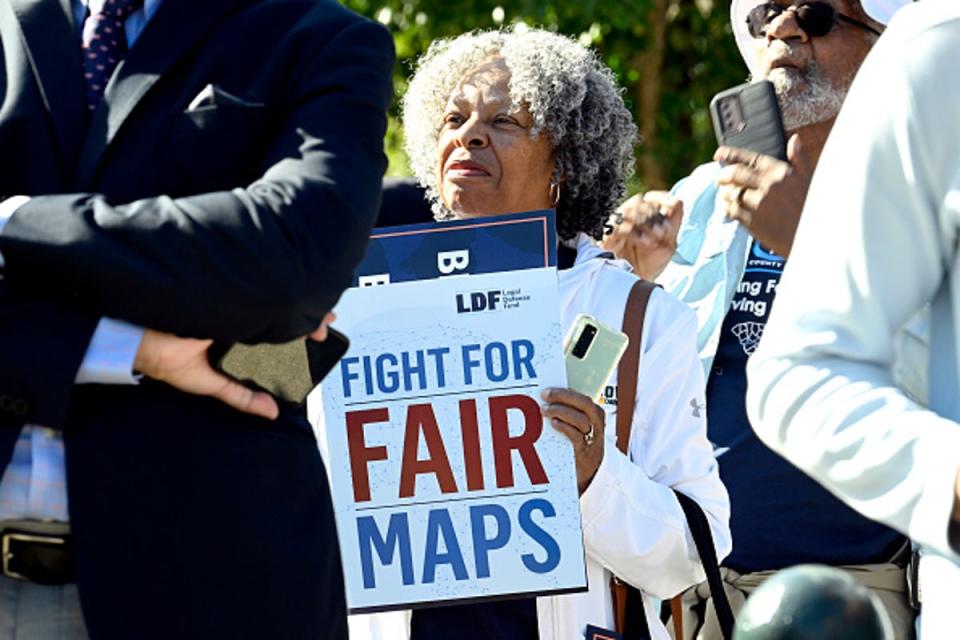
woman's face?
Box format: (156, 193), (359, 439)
(436, 58), (556, 218)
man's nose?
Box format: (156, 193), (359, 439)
(455, 116), (489, 148)
(766, 7), (811, 44)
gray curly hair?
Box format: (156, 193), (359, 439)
(401, 27), (638, 241)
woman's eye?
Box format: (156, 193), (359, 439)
(443, 114), (464, 126)
(494, 116), (517, 126)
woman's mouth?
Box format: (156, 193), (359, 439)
(446, 160), (491, 177)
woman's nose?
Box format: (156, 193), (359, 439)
(455, 116), (489, 148)
(766, 7), (811, 44)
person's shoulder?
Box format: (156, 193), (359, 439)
(646, 287), (697, 332)
(263, 0), (367, 19)
(641, 286), (698, 356)
(853, 3), (959, 132)
(864, 2), (960, 80)
(884, 1), (960, 40)
(893, 3), (960, 78)
(586, 264), (697, 350)
(264, 0), (392, 42)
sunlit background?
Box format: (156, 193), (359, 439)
(342, 0), (749, 192)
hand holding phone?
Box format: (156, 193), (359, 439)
(547, 315), (626, 493)
(709, 80), (813, 257)
(563, 314), (629, 403)
(710, 80), (787, 162)
(208, 328), (350, 407)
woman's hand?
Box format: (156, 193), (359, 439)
(541, 387), (606, 494)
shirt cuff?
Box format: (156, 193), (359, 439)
(75, 318), (144, 385)
(580, 439), (670, 527)
(0, 196), (31, 270)
(579, 438), (620, 523)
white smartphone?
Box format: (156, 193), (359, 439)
(562, 314), (629, 402)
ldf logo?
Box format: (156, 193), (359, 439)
(456, 290), (502, 313)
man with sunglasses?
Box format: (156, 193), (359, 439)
(604, 1), (917, 638)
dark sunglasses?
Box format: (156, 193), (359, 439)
(746, 2), (882, 38)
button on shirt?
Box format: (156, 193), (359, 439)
(0, 0), (160, 522)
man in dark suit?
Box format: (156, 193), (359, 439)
(0, 0), (394, 637)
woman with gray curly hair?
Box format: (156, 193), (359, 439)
(401, 27), (636, 242)
(352, 27), (731, 640)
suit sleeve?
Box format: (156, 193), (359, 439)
(0, 18), (395, 344)
(579, 293), (731, 598)
(0, 284), (99, 428)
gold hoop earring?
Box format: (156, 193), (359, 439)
(549, 182), (561, 207)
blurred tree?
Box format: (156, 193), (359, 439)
(343, 0), (750, 192)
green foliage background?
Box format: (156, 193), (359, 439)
(341, 0), (750, 192)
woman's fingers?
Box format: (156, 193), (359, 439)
(541, 386), (605, 458)
(550, 418), (590, 450)
(542, 387), (596, 412)
(542, 403), (591, 434)
(309, 312), (337, 342)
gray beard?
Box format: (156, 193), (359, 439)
(765, 60), (849, 131)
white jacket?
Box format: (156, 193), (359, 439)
(352, 235), (731, 639)
(745, 3), (960, 637)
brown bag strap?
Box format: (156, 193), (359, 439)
(610, 279), (660, 640)
(615, 279), (657, 456)
(610, 277), (732, 640)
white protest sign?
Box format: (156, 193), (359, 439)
(312, 266), (586, 613)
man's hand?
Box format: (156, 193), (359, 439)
(133, 313), (336, 420)
(309, 312), (336, 342)
(602, 191), (684, 281)
(715, 134), (815, 257)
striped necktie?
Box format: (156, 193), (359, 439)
(80, 0), (143, 111)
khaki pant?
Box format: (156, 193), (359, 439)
(669, 564), (916, 640)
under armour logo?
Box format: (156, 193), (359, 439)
(690, 398), (705, 418)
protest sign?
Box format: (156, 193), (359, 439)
(353, 209), (558, 286)
(312, 211), (587, 613)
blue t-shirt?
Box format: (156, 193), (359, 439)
(706, 241), (905, 572)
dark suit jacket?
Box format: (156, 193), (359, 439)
(0, 0), (394, 637)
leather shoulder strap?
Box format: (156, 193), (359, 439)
(615, 279), (657, 455)
(611, 278), (660, 640)
(612, 277), (734, 640)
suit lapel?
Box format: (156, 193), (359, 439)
(8, 0), (87, 186)
(75, 0), (242, 188)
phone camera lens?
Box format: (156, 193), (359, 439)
(572, 325), (597, 359)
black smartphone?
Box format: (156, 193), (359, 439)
(207, 328), (350, 407)
(709, 80), (788, 162)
